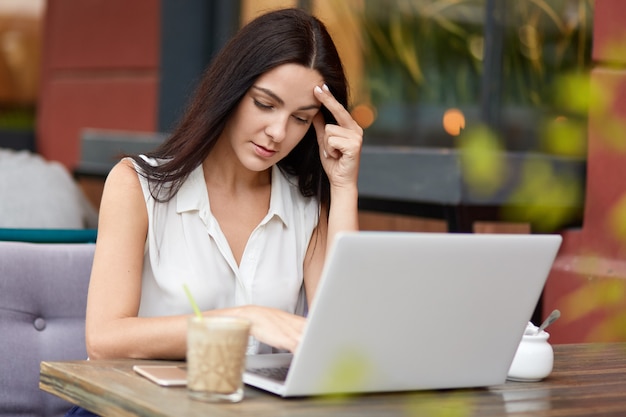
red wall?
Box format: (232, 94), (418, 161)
(36, 0), (161, 169)
(543, 0), (626, 343)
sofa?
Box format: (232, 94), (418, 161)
(0, 149), (99, 229)
(0, 241), (95, 417)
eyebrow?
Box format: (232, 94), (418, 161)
(251, 86), (320, 111)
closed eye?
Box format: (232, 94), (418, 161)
(254, 99), (273, 110)
(293, 115), (310, 124)
(253, 95), (312, 125)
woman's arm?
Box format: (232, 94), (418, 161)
(303, 84), (363, 307)
(85, 159), (187, 359)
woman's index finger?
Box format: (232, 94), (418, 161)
(313, 85), (358, 129)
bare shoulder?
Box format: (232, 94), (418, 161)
(105, 158), (142, 189)
(98, 158), (147, 226)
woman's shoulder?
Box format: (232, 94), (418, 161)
(108, 158), (139, 183)
(98, 159), (148, 226)
(100, 159), (143, 199)
(107, 156), (161, 186)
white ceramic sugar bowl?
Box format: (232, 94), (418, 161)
(507, 324), (554, 382)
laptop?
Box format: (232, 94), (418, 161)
(243, 231), (562, 397)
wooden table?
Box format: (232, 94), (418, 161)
(40, 343), (626, 417)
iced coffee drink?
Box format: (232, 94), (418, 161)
(187, 316), (251, 402)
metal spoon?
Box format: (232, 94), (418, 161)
(535, 309), (561, 335)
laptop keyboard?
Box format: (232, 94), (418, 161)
(247, 366), (290, 382)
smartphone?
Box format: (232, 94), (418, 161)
(133, 365), (187, 387)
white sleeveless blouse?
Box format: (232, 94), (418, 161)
(133, 158), (319, 353)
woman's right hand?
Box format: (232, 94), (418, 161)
(312, 84), (363, 192)
(218, 305), (306, 353)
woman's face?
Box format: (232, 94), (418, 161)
(221, 63), (324, 172)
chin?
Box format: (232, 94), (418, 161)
(241, 157), (274, 173)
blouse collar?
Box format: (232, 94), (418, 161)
(176, 164), (291, 228)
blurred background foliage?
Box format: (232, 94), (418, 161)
(0, 0), (43, 131)
(341, 0), (595, 233)
(355, 0), (594, 154)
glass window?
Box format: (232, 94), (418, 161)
(313, 0), (593, 156)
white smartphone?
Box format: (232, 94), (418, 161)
(133, 365), (187, 387)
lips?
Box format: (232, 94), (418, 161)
(253, 143), (277, 158)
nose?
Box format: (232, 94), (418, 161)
(265, 115), (288, 143)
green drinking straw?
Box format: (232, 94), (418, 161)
(183, 284), (203, 319)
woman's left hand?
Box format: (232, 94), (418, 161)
(312, 85), (363, 190)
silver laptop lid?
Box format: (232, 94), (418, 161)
(279, 231), (561, 396)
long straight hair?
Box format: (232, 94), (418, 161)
(132, 8), (348, 210)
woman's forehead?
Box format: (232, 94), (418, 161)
(254, 64), (324, 104)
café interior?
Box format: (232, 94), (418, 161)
(2, 0), (626, 416)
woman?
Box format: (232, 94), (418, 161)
(85, 7), (362, 361)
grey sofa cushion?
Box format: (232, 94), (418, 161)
(0, 241), (95, 417)
(0, 149), (99, 229)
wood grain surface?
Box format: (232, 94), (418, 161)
(40, 343), (626, 417)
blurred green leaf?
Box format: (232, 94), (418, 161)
(458, 124), (505, 197)
(540, 116), (586, 157)
(554, 73), (588, 114)
(406, 393), (475, 417)
(501, 157), (583, 231)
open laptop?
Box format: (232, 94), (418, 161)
(243, 231), (562, 397)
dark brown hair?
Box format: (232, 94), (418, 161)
(132, 8), (348, 209)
